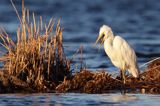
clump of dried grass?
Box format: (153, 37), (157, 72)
(140, 58), (160, 83)
(56, 70), (122, 93)
(126, 58), (160, 94)
(0, 0), (70, 91)
(56, 59), (160, 94)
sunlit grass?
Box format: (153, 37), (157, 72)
(0, 0), (70, 91)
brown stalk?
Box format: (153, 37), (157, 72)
(0, 0), (70, 92)
(22, 0), (26, 44)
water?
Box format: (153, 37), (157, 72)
(0, 0), (160, 105)
(0, 93), (160, 106)
(0, 0), (160, 70)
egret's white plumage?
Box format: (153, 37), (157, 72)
(95, 25), (139, 83)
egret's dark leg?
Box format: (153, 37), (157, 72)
(120, 70), (123, 80)
(120, 70), (126, 94)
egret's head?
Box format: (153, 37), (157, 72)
(95, 25), (112, 45)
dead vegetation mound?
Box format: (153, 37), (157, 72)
(56, 59), (160, 94)
(140, 58), (160, 83)
(56, 70), (123, 93)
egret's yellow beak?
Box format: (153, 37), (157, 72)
(94, 34), (105, 46)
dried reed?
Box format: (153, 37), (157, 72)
(0, 0), (70, 91)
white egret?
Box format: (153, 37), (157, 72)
(95, 25), (139, 84)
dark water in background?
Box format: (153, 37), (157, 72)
(0, 0), (160, 105)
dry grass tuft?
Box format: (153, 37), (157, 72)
(0, 0), (70, 92)
(57, 59), (160, 94)
(56, 70), (122, 93)
(140, 58), (160, 83)
(125, 58), (160, 94)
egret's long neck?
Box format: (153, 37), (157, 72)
(105, 31), (114, 46)
(104, 32), (114, 56)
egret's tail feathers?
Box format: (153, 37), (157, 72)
(128, 67), (140, 78)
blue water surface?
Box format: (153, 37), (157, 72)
(0, 0), (160, 105)
(0, 93), (160, 106)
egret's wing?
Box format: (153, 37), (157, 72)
(113, 36), (137, 65)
